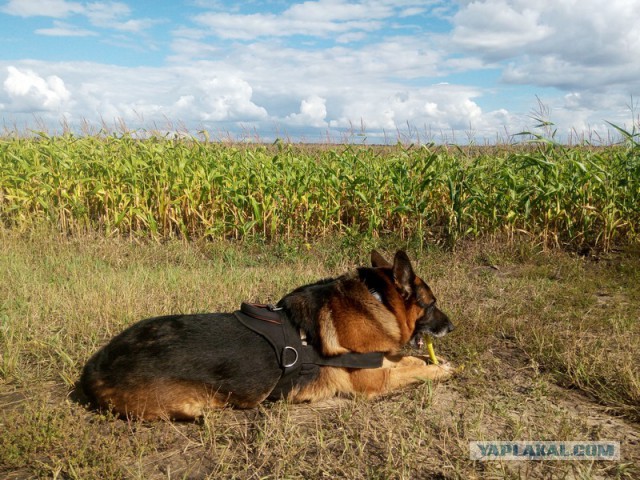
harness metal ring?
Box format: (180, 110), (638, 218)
(282, 346), (299, 368)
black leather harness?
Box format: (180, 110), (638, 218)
(234, 303), (384, 400)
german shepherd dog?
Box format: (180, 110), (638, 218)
(81, 250), (455, 420)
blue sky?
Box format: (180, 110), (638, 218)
(1, 0), (639, 143)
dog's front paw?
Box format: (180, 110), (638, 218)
(431, 359), (461, 380)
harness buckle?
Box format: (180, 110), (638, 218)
(282, 346), (299, 368)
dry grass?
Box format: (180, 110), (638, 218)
(1, 231), (639, 479)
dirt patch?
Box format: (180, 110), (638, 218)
(471, 338), (640, 469)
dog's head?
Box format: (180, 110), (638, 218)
(368, 250), (454, 348)
(280, 249), (454, 355)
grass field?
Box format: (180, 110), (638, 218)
(1, 135), (639, 478)
(1, 231), (638, 479)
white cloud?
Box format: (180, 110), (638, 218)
(451, 0), (640, 93)
(284, 0), (391, 22)
(193, 12), (381, 40)
(0, 59), (503, 141)
(185, 73), (268, 122)
(167, 38), (220, 62)
(35, 20), (97, 36)
(2, 0), (83, 18)
(0, 63), (267, 128)
(3, 66), (71, 112)
(83, 1), (131, 24)
(286, 95), (328, 128)
(3, 0), (158, 34)
(453, 0), (552, 53)
(83, 2), (160, 32)
(335, 32), (368, 44)
(192, 0), (433, 40)
(328, 84), (485, 133)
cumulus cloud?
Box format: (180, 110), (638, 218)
(452, 1), (552, 53)
(329, 84), (485, 132)
(182, 73), (268, 122)
(3, 66), (71, 112)
(0, 62), (267, 128)
(451, 0), (640, 93)
(286, 95), (328, 128)
(0, 58), (505, 141)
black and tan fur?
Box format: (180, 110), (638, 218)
(80, 250), (454, 420)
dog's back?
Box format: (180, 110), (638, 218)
(81, 313), (285, 419)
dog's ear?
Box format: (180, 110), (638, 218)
(371, 250), (392, 268)
(393, 250), (415, 298)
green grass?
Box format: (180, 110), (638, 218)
(1, 134), (638, 250)
(1, 231), (638, 479)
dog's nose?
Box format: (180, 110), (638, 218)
(438, 310), (454, 334)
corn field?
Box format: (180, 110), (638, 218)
(0, 132), (638, 250)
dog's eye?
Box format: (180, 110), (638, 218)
(425, 300), (436, 310)
(369, 288), (383, 302)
